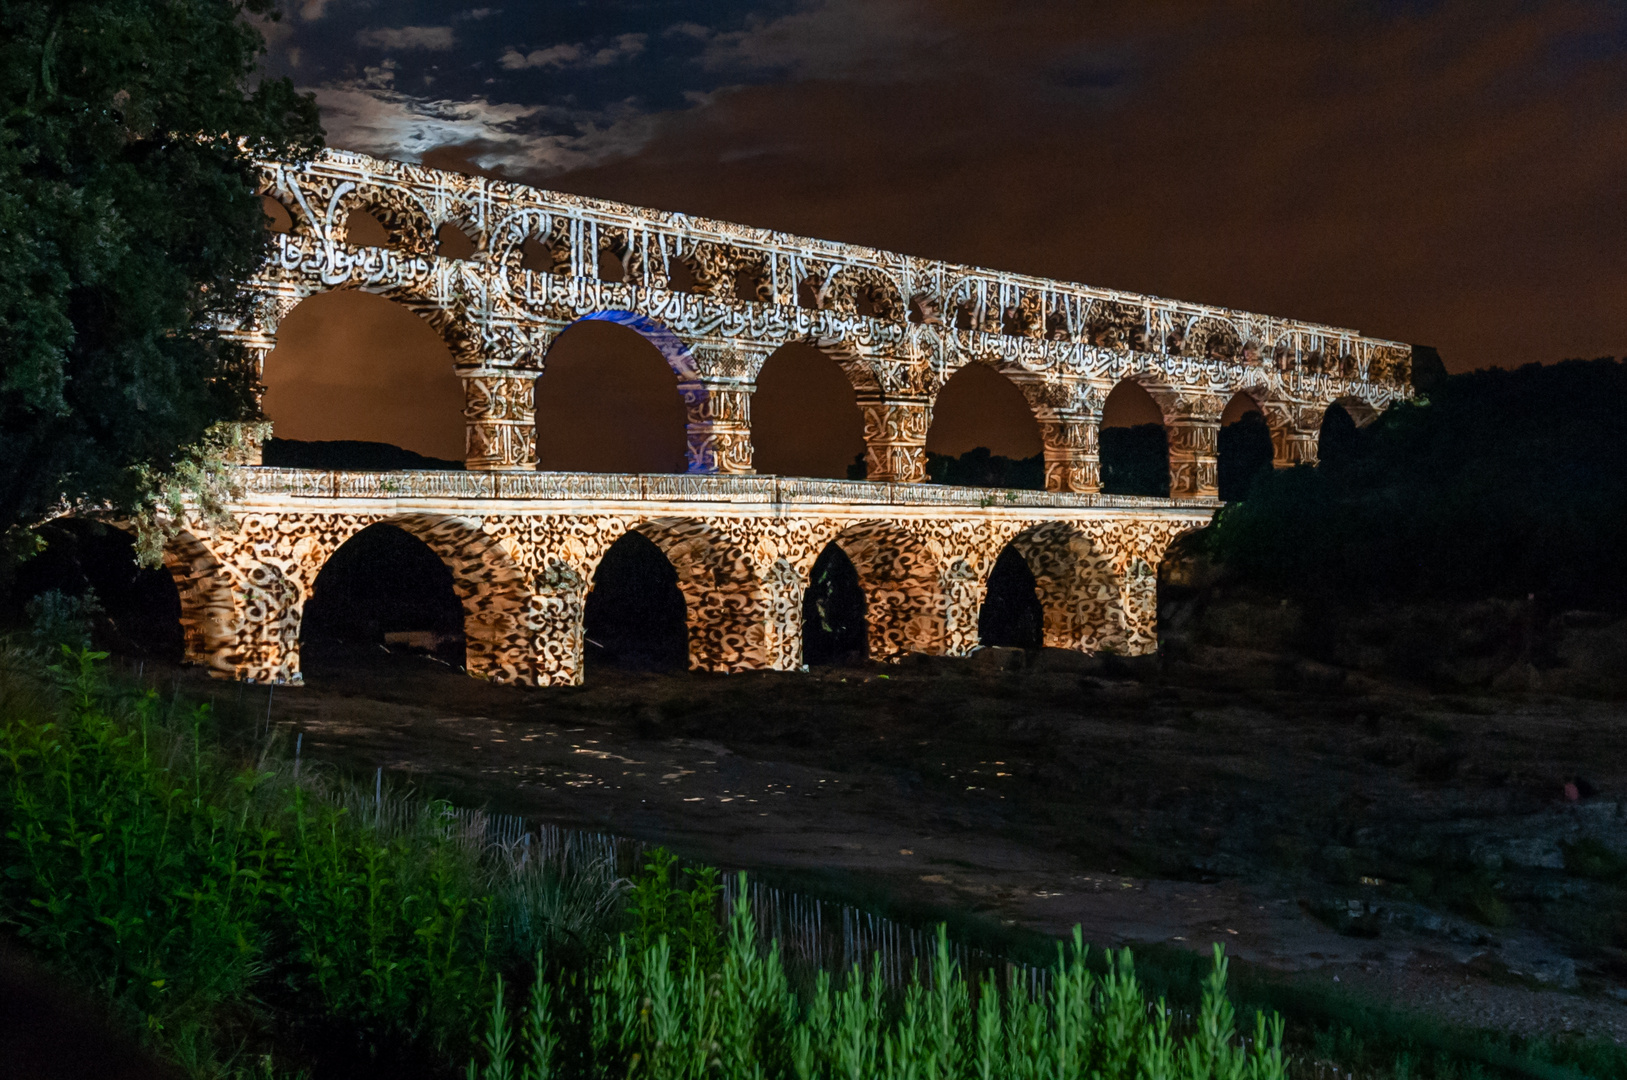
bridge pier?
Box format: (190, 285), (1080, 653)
(463, 371), (540, 470)
(678, 377), (756, 474)
(857, 397), (931, 483)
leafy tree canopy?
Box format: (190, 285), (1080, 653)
(1206, 358), (1627, 611)
(0, 0), (321, 562)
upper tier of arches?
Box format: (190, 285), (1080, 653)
(241, 149), (1411, 495)
(246, 149), (1411, 384)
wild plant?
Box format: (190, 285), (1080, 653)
(0, 647), (268, 1055)
(469, 869), (1291, 1080)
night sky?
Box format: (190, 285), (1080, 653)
(257, 1), (1627, 464)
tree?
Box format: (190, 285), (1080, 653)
(0, 0), (321, 565)
(1206, 358), (1627, 612)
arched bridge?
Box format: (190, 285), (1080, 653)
(166, 149), (1410, 686)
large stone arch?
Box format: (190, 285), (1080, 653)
(831, 521), (949, 659)
(381, 514), (535, 683)
(616, 516), (835, 672)
(162, 512), (537, 685)
(543, 310), (756, 474)
(750, 342), (868, 479)
(1004, 523), (1121, 652)
(259, 287), (469, 459)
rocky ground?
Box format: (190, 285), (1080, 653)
(187, 642), (1627, 1045)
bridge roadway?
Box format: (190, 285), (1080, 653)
(164, 468), (1213, 686)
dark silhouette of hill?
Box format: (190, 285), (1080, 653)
(924, 447), (1044, 489)
(1207, 357), (1627, 612)
(261, 438), (465, 471)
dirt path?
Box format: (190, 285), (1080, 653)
(198, 647), (1627, 1042)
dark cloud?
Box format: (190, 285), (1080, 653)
(262, 0), (1627, 381)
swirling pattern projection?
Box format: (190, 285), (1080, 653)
(161, 473), (1209, 686)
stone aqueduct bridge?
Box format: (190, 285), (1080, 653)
(170, 149), (1411, 686)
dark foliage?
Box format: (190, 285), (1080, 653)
(802, 542), (867, 665)
(583, 531), (689, 671)
(1100, 424), (1170, 497)
(1207, 358), (1627, 612)
(0, 0), (322, 542)
(1316, 404), (1360, 466)
(1216, 412), (1275, 502)
(925, 447), (1044, 489)
(262, 438), (465, 471)
(3, 519), (182, 659)
(978, 545), (1043, 648)
(1410, 344), (1449, 395)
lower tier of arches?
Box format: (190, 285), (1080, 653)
(158, 501), (1208, 686)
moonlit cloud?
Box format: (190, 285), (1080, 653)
(311, 83), (660, 176)
(499, 33), (647, 71)
(357, 26), (456, 51)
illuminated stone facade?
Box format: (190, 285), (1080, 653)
(170, 471), (1210, 686)
(241, 149), (1409, 494)
(163, 149), (1412, 686)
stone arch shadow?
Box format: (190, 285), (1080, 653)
(591, 516), (807, 674)
(829, 521), (947, 660)
(1002, 522), (1144, 654)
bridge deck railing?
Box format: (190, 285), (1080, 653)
(238, 467), (1219, 511)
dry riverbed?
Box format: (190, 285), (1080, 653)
(187, 644), (1627, 1044)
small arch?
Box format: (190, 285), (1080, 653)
(925, 363), (1044, 486)
(1099, 379), (1169, 497)
(1183, 317), (1242, 360)
(583, 530), (689, 672)
(802, 542), (867, 665)
(331, 186), (436, 254)
(1217, 391), (1275, 500)
(1001, 295), (1043, 338)
(436, 223), (477, 260)
(978, 544), (1043, 649)
(953, 298), (978, 331)
(534, 317), (688, 472)
(796, 277), (822, 309)
(1086, 300), (1145, 350)
(262, 195), (294, 233)
(301, 523), (466, 671)
(598, 239), (627, 283)
(344, 207), (391, 248)
(829, 268), (905, 321)
(907, 294), (939, 325)
(751, 343), (866, 479)
(520, 235), (564, 274)
(260, 290), (466, 461)
(733, 262), (770, 304)
(668, 257), (699, 294)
